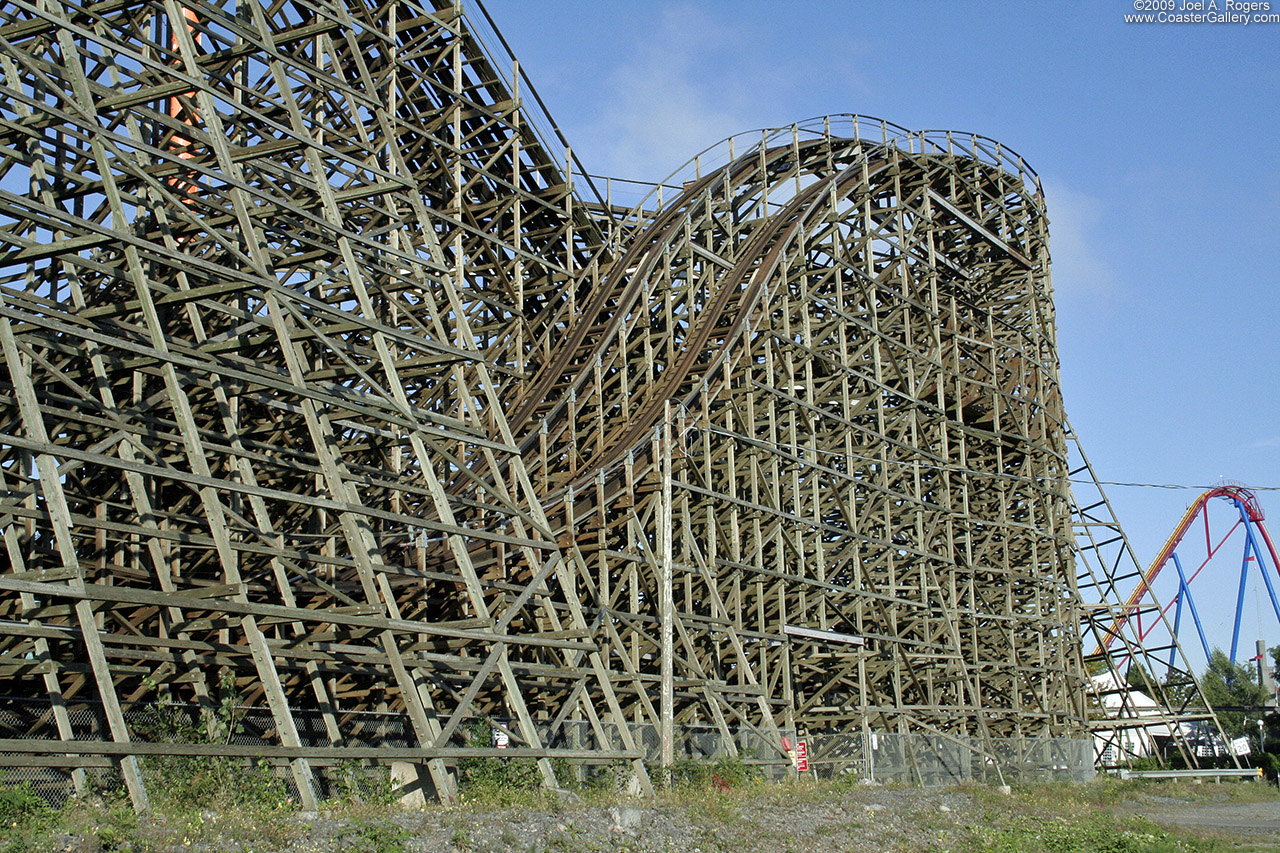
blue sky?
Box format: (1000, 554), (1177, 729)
(481, 0), (1280, 665)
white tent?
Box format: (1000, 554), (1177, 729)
(1089, 672), (1245, 763)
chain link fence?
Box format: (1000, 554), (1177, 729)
(805, 731), (1095, 785)
(0, 696), (1092, 805)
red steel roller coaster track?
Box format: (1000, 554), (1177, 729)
(1094, 486), (1280, 657)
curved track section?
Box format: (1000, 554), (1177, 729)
(510, 118), (1082, 743)
(1095, 486), (1280, 663)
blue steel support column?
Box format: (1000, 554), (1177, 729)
(1232, 504), (1257, 663)
(1242, 516), (1280, 628)
(1173, 553), (1212, 665)
(1169, 584), (1184, 670)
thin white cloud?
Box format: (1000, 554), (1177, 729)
(1039, 178), (1118, 306)
(577, 4), (751, 183)
(1252, 436), (1280, 448)
(541, 2), (874, 198)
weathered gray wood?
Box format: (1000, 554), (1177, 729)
(0, 0), (1119, 808)
(658, 402), (674, 774)
(0, 739), (640, 761)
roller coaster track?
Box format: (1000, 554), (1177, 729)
(1093, 486), (1280, 662)
(0, 0), (1178, 806)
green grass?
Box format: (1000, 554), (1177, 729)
(2, 767), (1277, 851)
(647, 774), (1270, 853)
(957, 813), (1222, 853)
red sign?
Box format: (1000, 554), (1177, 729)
(795, 739), (809, 772)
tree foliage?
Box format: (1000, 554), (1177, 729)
(1200, 648), (1267, 740)
(1123, 663), (1193, 708)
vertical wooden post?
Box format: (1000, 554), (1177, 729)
(659, 400), (675, 778)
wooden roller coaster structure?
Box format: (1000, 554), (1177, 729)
(0, 0), (1132, 808)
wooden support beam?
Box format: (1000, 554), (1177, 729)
(0, 0), (1109, 806)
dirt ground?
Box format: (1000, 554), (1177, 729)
(29, 777), (1280, 852)
(1131, 795), (1280, 838)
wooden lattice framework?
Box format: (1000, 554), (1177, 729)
(0, 0), (1090, 808)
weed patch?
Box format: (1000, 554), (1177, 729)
(338, 817), (411, 853)
(961, 812), (1218, 852)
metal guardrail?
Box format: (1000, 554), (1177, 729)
(1118, 768), (1263, 780)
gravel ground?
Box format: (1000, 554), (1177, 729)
(40, 785), (1026, 853)
(1131, 796), (1280, 837)
(35, 784), (990, 852)
(33, 779), (1280, 851)
(276, 785), (980, 853)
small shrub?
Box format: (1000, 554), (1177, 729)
(342, 818), (410, 853)
(136, 671), (294, 815)
(0, 783), (49, 827)
(669, 755), (761, 790)
(90, 800), (138, 852)
(456, 721), (546, 805)
(330, 762), (401, 806)
(1257, 751), (1280, 783)
(0, 782), (54, 853)
(142, 755), (293, 814)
